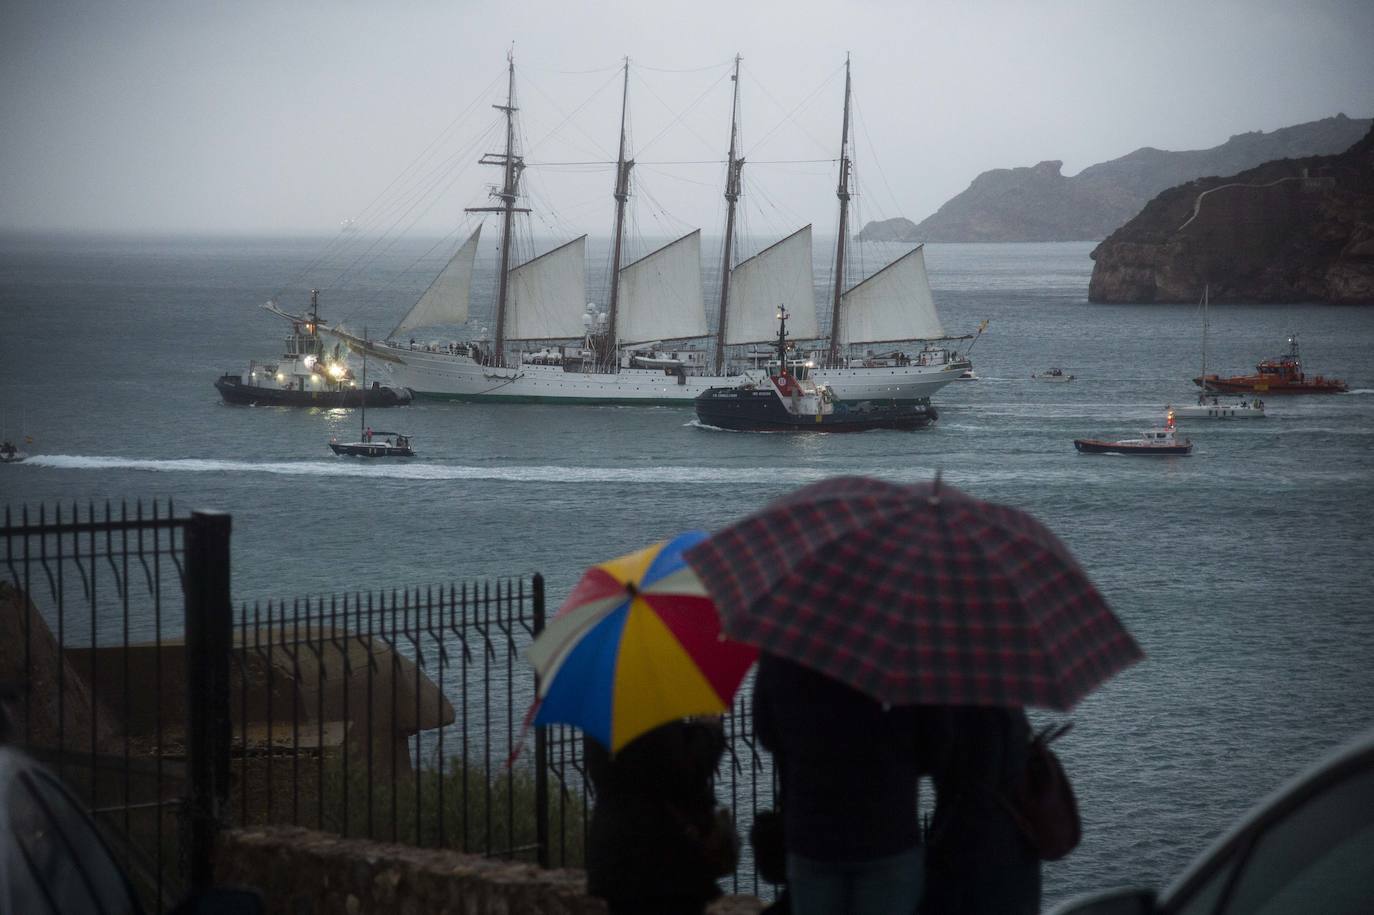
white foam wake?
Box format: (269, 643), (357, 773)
(26, 454), (840, 485)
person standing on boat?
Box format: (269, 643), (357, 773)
(364, 426), (372, 443)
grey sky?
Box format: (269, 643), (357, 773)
(2, 0), (1371, 237)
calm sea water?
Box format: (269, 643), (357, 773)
(2, 233), (1373, 904)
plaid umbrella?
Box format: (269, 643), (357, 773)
(684, 476), (1142, 709)
(526, 531), (758, 752)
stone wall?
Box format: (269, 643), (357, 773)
(216, 827), (765, 915)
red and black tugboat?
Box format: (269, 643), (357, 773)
(1195, 334), (1347, 395)
(694, 309), (937, 432)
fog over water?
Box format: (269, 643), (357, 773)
(2, 0), (1372, 236)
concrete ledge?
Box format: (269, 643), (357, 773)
(217, 827), (765, 915)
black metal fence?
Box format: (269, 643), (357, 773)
(1, 501), (230, 912)
(226, 582), (777, 894)
(1, 501), (778, 904)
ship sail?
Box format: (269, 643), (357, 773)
(836, 244), (945, 346)
(725, 225), (818, 345)
(390, 226), (482, 339)
(615, 230), (707, 346)
(505, 235), (588, 341)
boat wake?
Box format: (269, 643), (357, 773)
(26, 454), (842, 485)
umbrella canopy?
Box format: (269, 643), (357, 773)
(526, 530), (759, 752)
(685, 476), (1142, 710)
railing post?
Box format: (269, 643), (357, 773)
(186, 510), (232, 891)
(532, 574), (549, 868)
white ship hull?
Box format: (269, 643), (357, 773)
(1173, 400), (1266, 419)
(380, 346), (960, 405)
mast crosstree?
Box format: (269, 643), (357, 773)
(465, 50), (530, 365)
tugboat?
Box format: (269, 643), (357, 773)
(216, 291), (413, 407)
(1032, 368), (1074, 382)
(1195, 334), (1347, 394)
(1074, 410), (1192, 456)
(694, 309), (937, 432)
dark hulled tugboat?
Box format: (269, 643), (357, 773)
(694, 309), (937, 432)
(216, 291), (413, 407)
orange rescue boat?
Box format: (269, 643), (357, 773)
(1195, 334), (1347, 394)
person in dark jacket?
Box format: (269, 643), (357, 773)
(920, 706), (1041, 915)
(753, 653), (931, 915)
(584, 717), (732, 915)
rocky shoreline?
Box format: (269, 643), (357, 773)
(1088, 125), (1374, 304)
(857, 115), (1371, 246)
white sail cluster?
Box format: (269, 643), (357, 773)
(390, 224), (945, 353)
(835, 245), (945, 347)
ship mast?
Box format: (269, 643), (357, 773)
(604, 57), (634, 371)
(466, 49), (529, 366)
(713, 54), (744, 375)
(827, 55), (853, 366)
(1201, 284), (1209, 379)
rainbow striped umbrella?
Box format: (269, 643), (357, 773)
(526, 531), (758, 752)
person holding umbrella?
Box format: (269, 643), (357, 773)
(686, 476), (1144, 915)
(524, 531), (758, 914)
(753, 653), (932, 913)
(582, 717), (735, 915)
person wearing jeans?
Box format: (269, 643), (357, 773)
(754, 653), (932, 915)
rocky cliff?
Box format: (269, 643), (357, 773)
(857, 115), (1371, 243)
(1088, 125), (1374, 304)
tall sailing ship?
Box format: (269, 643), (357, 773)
(325, 54), (966, 406)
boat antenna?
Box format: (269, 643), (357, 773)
(465, 49), (529, 366)
(1200, 284), (1208, 380)
(713, 54), (744, 375)
(775, 305), (790, 371)
(827, 54), (853, 366)
(604, 56), (633, 372)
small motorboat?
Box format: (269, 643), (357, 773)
(695, 309), (937, 433)
(1172, 393), (1266, 420)
(327, 339), (415, 457)
(1195, 334), (1346, 394)
(0, 440), (28, 464)
(1033, 368), (1074, 382)
(329, 431), (415, 458)
(1074, 410), (1192, 456)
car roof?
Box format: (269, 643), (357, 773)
(1158, 727), (1374, 909)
